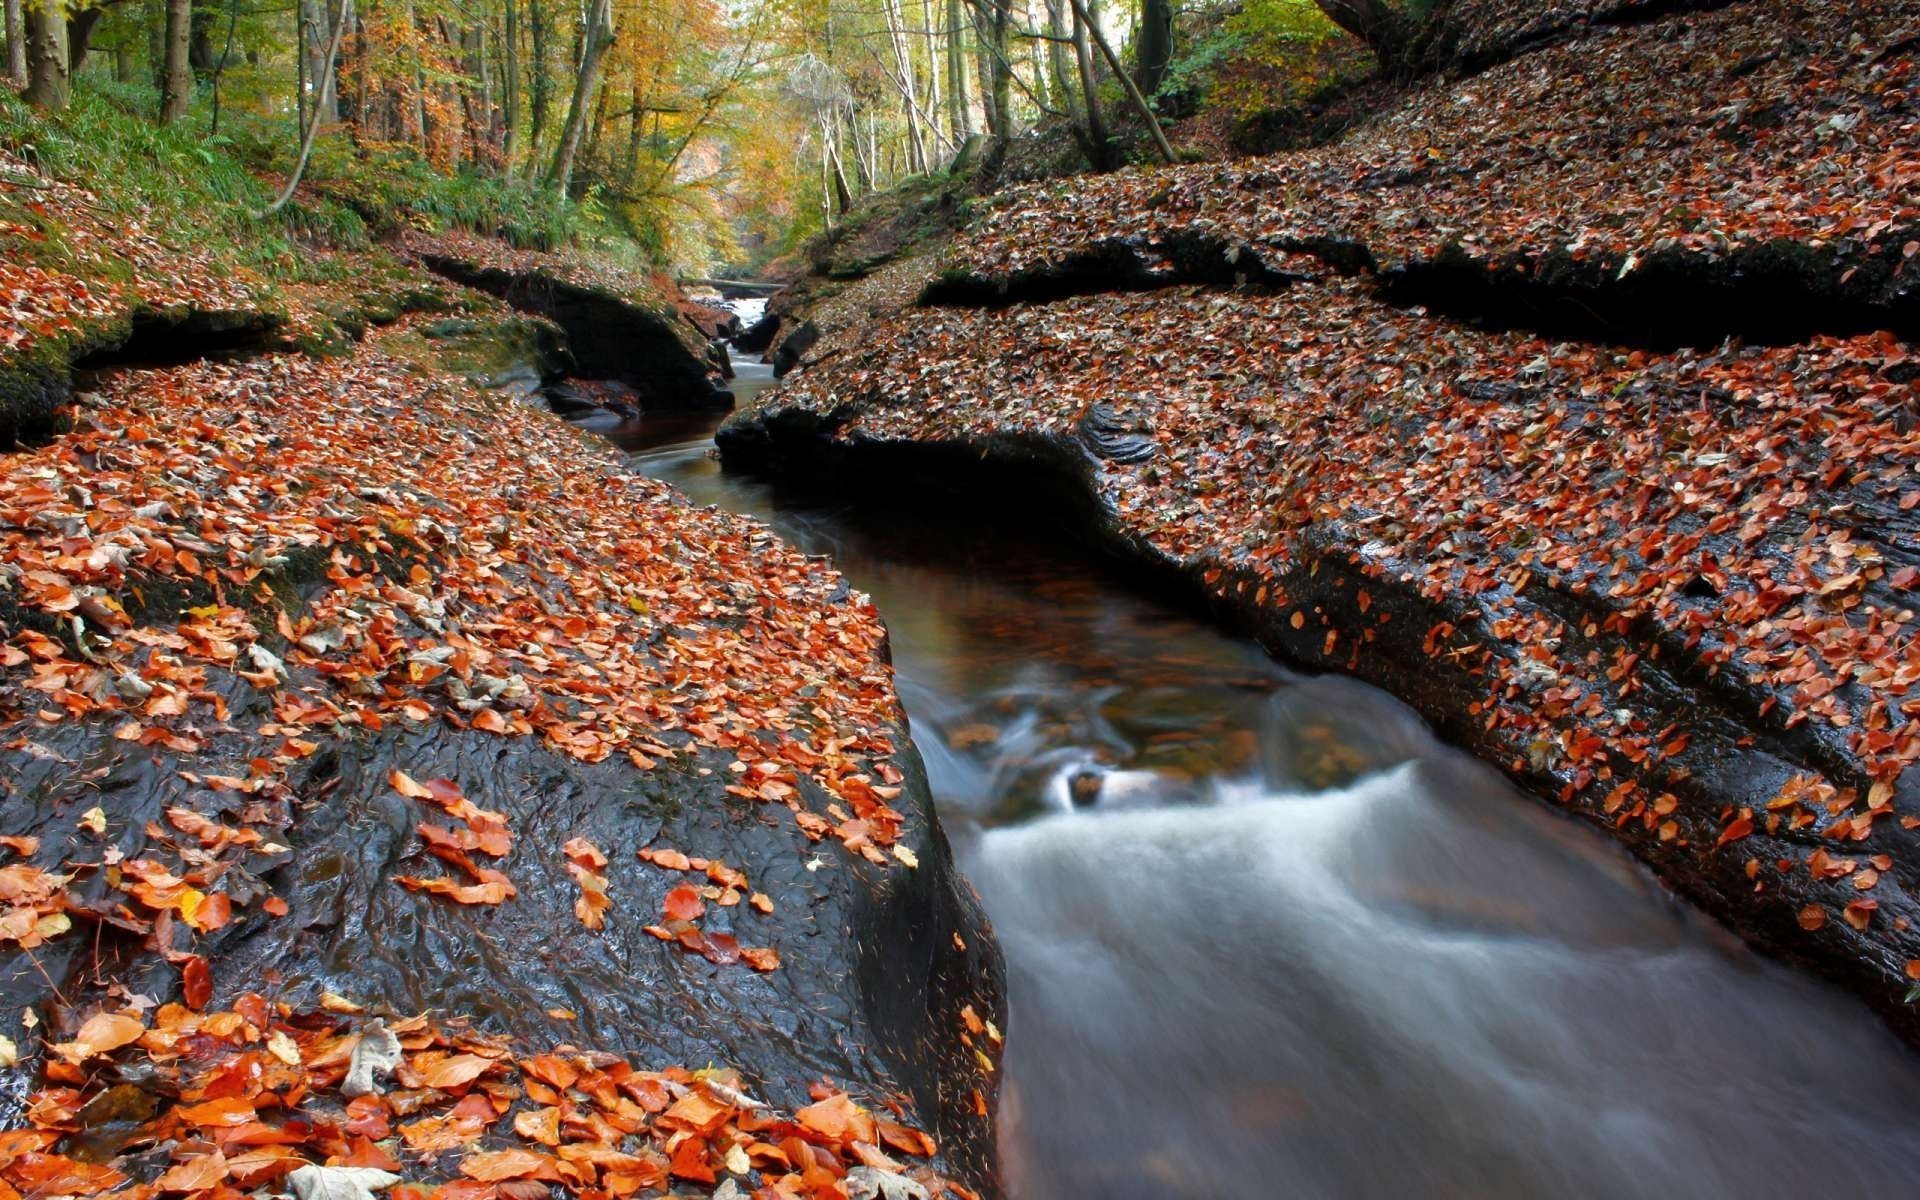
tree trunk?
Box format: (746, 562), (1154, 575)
(823, 113), (852, 214)
(188, 0), (214, 72)
(208, 0), (240, 134)
(880, 0), (926, 172)
(1136, 0), (1173, 97)
(348, 0), (370, 130)
(4, 0), (25, 87)
(65, 5), (102, 72)
(545, 0), (610, 194)
(944, 0), (970, 141)
(405, 0), (428, 150)
(973, 0), (1011, 142)
(160, 0), (193, 122)
(920, 0), (941, 151)
(145, 0), (162, 85)
(1043, 0), (1078, 118)
(528, 0), (550, 170)
(252, 0), (352, 217)
(22, 1), (67, 108)
(1313, 0), (1413, 72)
(300, 0), (337, 122)
(502, 0), (520, 164)
(1069, 0), (1110, 167)
(1070, 0), (1175, 162)
(577, 74), (609, 182)
(295, 3), (308, 131)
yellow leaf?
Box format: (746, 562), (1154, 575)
(267, 1029), (302, 1066)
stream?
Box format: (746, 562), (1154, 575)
(596, 327), (1920, 1199)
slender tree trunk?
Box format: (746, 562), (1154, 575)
(1069, 0), (1109, 165)
(65, 6), (103, 73)
(503, 0), (521, 166)
(577, 75), (609, 181)
(209, 0), (240, 134)
(405, 0), (428, 150)
(1136, 0), (1173, 97)
(972, 0), (1011, 141)
(880, 0), (925, 172)
(350, 1), (370, 131)
(146, 0), (163, 86)
(944, 0), (970, 141)
(545, 0), (609, 194)
(1069, 0), (1174, 162)
(4, 0), (25, 88)
(823, 112), (851, 213)
(188, 0), (213, 72)
(160, 0), (194, 119)
(335, 0), (354, 123)
(253, 0), (351, 217)
(528, 0), (550, 172)
(22, 1), (67, 108)
(295, 4), (308, 131)
(1042, 0), (1077, 118)
(114, 43), (133, 82)
(300, 0), (337, 122)
(920, 0), (941, 151)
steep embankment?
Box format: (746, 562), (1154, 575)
(0, 134), (1003, 1199)
(724, 0), (1920, 1038)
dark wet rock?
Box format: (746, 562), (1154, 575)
(1077, 403), (1158, 465)
(0, 672), (1002, 1190)
(543, 378), (643, 420)
(681, 299), (741, 342)
(414, 250), (733, 410)
(0, 352), (76, 449)
(772, 321), (820, 378)
(472, 362), (546, 402)
(734, 310), (781, 355)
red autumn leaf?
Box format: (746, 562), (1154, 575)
(663, 885), (704, 923)
(181, 955), (213, 1011)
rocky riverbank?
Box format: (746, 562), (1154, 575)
(723, 0), (1920, 1041)
(0, 138), (1006, 1196)
(0, 337), (1004, 1197)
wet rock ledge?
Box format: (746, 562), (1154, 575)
(403, 231), (734, 409)
(0, 347), (1004, 1197)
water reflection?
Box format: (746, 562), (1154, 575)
(607, 354), (1920, 1199)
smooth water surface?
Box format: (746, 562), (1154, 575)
(606, 348), (1920, 1199)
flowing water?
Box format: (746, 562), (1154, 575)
(601, 336), (1920, 1199)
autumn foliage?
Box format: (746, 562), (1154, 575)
(4, 997), (970, 1200)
